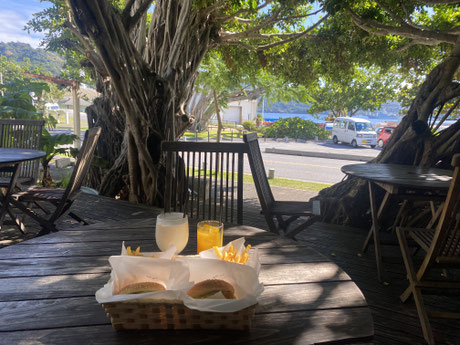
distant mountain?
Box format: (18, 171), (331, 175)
(261, 100), (310, 114)
(259, 99), (400, 117)
(0, 42), (64, 76)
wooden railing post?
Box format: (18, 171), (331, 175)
(237, 151), (244, 224)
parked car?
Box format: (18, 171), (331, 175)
(331, 117), (377, 148)
(377, 126), (396, 148)
(375, 127), (383, 136)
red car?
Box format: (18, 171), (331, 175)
(377, 126), (396, 148)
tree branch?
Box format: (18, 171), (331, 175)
(63, 12), (107, 76)
(122, 0), (136, 18)
(223, 40), (257, 51)
(377, 0), (458, 34)
(420, 0), (460, 4)
(233, 7), (324, 24)
(433, 98), (459, 132)
(256, 14), (328, 51)
(347, 7), (458, 45)
(202, 0), (225, 17)
(435, 82), (460, 107)
(222, 30), (315, 40)
(221, 0), (273, 22)
(221, 8), (282, 41)
(123, 0), (152, 32)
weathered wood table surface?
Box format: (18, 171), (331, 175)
(342, 163), (452, 282)
(0, 218), (373, 344)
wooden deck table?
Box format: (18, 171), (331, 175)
(0, 217), (373, 344)
(341, 163), (452, 282)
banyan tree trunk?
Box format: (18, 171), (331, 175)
(69, 0), (215, 205)
(317, 40), (460, 227)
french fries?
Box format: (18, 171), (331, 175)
(126, 246), (142, 256)
(213, 244), (251, 264)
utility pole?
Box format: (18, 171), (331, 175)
(72, 83), (80, 148)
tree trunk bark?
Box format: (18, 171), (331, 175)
(85, 76), (127, 197)
(317, 40), (460, 227)
(213, 90), (223, 143)
(69, 0), (215, 206)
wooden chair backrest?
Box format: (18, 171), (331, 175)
(162, 141), (247, 224)
(243, 133), (275, 213)
(426, 154), (460, 268)
(63, 127), (101, 202)
(0, 119), (44, 183)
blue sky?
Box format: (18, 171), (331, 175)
(0, 0), (49, 48)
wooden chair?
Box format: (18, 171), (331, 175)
(9, 127), (101, 235)
(396, 153), (460, 345)
(243, 133), (320, 237)
(162, 141), (247, 224)
(0, 119), (44, 187)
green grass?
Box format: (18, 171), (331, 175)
(259, 176), (331, 192)
(182, 129), (245, 140)
(187, 168), (331, 192)
(56, 124), (89, 132)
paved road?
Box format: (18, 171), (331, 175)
(255, 153), (361, 185)
(50, 132), (372, 185)
(255, 138), (378, 185)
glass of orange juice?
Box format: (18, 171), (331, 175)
(197, 220), (223, 253)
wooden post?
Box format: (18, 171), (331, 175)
(72, 82), (81, 148)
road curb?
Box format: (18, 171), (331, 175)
(265, 147), (374, 162)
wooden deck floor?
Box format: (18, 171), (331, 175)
(1, 192), (459, 344)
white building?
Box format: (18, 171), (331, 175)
(220, 99), (258, 125)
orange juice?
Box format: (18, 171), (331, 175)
(197, 221), (223, 253)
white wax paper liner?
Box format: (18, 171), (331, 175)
(198, 237), (261, 275)
(177, 257), (264, 312)
(95, 255), (263, 312)
(95, 256), (191, 303)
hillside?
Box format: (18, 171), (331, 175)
(0, 42), (64, 76)
(259, 99), (401, 117)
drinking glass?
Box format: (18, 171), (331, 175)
(197, 220), (223, 253)
(155, 212), (189, 254)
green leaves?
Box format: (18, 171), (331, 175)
(0, 76), (78, 185)
(263, 117), (329, 140)
(307, 66), (401, 118)
(41, 130), (78, 162)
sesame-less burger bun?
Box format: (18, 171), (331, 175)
(116, 281), (166, 295)
(186, 279), (235, 299)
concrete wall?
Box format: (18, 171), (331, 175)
(221, 99), (258, 124)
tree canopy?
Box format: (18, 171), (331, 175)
(27, 0), (332, 204)
(26, 0), (460, 210)
(307, 66), (401, 118)
(309, 0), (460, 226)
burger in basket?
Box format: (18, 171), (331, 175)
(186, 279), (236, 299)
(115, 281), (166, 295)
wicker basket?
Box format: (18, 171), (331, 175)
(102, 301), (256, 330)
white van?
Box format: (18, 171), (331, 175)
(332, 117), (377, 148)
